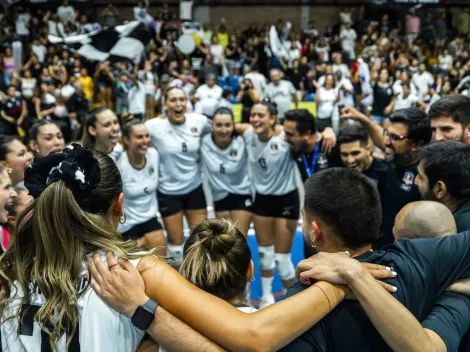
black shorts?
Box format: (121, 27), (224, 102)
(157, 184), (207, 218)
(252, 189), (300, 220)
(214, 193), (253, 213)
(121, 217), (163, 241)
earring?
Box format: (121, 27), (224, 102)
(7, 168), (12, 174)
(251, 276), (255, 282)
(311, 240), (318, 248)
(119, 213), (127, 224)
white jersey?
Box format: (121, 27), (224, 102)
(145, 114), (211, 195)
(108, 143), (123, 163)
(1, 255), (145, 352)
(243, 127), (297, 195)
(117, 149), (159, 233)
(201, 134), (252, 202)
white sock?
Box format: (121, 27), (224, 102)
(261, 276), (274, 298)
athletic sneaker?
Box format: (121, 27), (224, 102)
(259, 294), (275, 309)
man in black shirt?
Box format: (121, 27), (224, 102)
(283, 109), (341, 184)
(428, 94), (470, 144)
(283, 109), (340, 258)
(338, 126), (394, 206)
(415, 140), (470, 232)
(282, 168), (470, 352)
(341, 106), (432, 247)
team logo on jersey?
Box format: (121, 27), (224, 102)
(270, 143), (278, 151)
(317, 154), (329, 169)
(149, 166), (155, 175)
(229, 149), (238, 158)
(191, 127), (199, 135)
(245, 199), (252, 208)
(401, 171), (415, 191)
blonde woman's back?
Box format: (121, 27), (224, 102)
(1, 254), (145, 352)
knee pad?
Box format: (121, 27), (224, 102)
(167, 243), (185, 266)
(258, 245), (275, 271)
(275, 253), (295, 280)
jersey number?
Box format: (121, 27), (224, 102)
(182, 142), (188, 153)
(259, 158), (267, 170)
(219, 164), (226, 174)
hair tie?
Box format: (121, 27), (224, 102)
(25, 144), (101, 212)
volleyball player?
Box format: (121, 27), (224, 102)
(201, 107), (252, 236)
(81, 108), (123, 162)
(3, 144), (396, 351)
(181, 218), (256, 312)
(235, 101), (299, 308)
(145, 87), (210, 266)
(118, 120), (165, 254)
(0, 136), (33, 188)
(28, 120), (65, 156)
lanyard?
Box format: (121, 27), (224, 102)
(302, 142), (320, 177)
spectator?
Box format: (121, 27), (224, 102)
(218, 88), (233, 110)
(244, 63), (266, 98)
(315, 73), (339, 131)
(101, 5), (120, 27)
(194, 74), (223, 118)
(57, 0), (76, 24)
(265, 69), (298, 123)
(0, 86), (26, 136)
(209, 35), (224, 66)
(77, 67), (93, 102)
(412, 63), (434, 100)
(340, 21), (357, 61)
(236, 78), (260, 123)
(405, 10), (421, 47)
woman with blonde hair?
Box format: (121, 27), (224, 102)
(181, 218), (255, 312)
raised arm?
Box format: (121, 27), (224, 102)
(340, 106), (385, 151)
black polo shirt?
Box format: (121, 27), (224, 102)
(375, 163), (421, 249)
(454, 199), (470, 233)
(281, 231), (470, 352)
(362, 158), (394, 204)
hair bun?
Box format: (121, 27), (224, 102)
(199, 219), (237, 256)
(25, 144), (101, 211)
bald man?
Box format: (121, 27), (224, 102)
(393, 201), (457, 240)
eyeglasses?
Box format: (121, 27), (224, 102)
(383, 129), (408, 142)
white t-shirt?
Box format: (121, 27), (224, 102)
(209, 45), (224, 65)
(128, 81), (146, 115)
(57, 5), (75, 23)
(117, 149), (159, 233)
(412, 72), (434, 99)
(1, 254), (145, 351)
(194, 84), (223, 117)
(244, 72), (267, 97)
(15, 13), (30, 36)
(31, 44), (47, 63)
(340, 28), (357, 50)
(264, 80), (296, 120)
(317, 87), (337, 119)
(145, 114), (211, 195)
(394, 93), (420, 112)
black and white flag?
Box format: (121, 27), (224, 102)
(48, 21), (153, 63)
